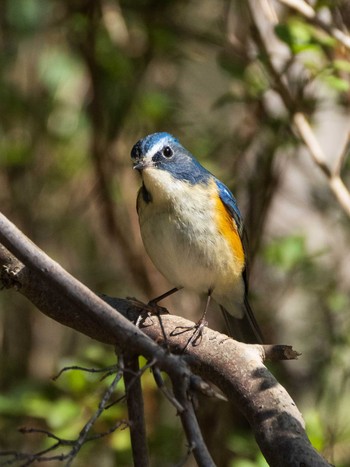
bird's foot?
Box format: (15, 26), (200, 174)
(127, 297), (169, 327)
(171, 317), (208, 351)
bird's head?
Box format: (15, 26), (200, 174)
(131, 132), (210, 185)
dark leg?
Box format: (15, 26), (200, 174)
(143, 287), (182, 347)
(171, 289), (213, 349)
(148, 287), (180, 306)
(196, 289), (212, 331)
(127, 287), (181, 313)
(129, 287), (181, 332)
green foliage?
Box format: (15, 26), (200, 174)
(274, 15), (350, 96)
(227, 431), (269, 467)
(6, 0), (51, 34)
(275, 17), (336, 54)
(263, 235), (308, 271)
(139, 91), (174, 124)
(304, 409), (326, 452)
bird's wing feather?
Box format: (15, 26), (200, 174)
(215, 179), (264, 344)
(215, 179), (244, 236)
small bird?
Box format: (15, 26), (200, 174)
(131, 132), (263, 344)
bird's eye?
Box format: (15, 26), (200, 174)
(162, 146), (173, 158)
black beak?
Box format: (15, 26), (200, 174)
(133, 159), (153, 171)
(133, 160), (145, 171)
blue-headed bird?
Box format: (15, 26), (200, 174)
(131, 132), (263, 344)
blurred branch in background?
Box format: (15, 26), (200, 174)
(247, 0), (350, 217)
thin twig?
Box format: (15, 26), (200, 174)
(104, 357), (157, 409)
(52, 364), (119, 381)
(171, 376), (215, 467)
(152, 366), (185, 412)
(63, 363), (125, 467)
(293, 113), (350, 217)
(334, 132), (350, 176)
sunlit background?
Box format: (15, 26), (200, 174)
(1, 0), (350, 466)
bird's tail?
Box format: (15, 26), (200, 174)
(220, 295), (264, 344)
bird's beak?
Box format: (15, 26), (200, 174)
(133, 159), (153, 171)
(133, 161), (145, 171)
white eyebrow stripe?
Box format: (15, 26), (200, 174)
(145, 138), (167, 159)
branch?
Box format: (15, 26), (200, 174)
(123, 354), (149, 467)
(293, 113), (350, 216)
(0, 212), (213, 467)
(0, 213), (331, 466)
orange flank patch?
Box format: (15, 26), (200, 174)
(214, 195), (245, 267)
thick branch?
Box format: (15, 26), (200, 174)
(0, 214), (330, 466)
(123, 354), (149, 467)
(0, 213), (213, 467)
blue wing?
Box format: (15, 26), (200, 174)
(215, 179), (244, 237)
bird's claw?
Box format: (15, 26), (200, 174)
(127, 297), (169, 327)
(171, 318), (208, 351)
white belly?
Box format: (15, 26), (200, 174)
(140, 206), (220, 290)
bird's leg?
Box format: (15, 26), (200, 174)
(195, 290), (211, 334)
(127, 287), (180, 312)
(129, 287), (181, 329)
(172, 289), (212, 349)
(146, 288), (181, 343)
(148, 287), (180, 306)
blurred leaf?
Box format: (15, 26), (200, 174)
(333, 59), (350, 73)
(304, 409), (325, 451)
(245, 62), (269, 97)
(275, 20), (314, 54)
(218, 51), (246, 79)
(230, 461), (257, 467)
(45, 398), (81, 428)
(213, 92), (239, 108)
(263, 235), (307, 271)
(326, 291), (349, 313)
(6, 0), (51, 33)
(322, 74), (350, 92)
(139, 91), (173, 123)
(0, 386), (80, 427)
(38, 48), (84, 95)
(0, 138), (33, 167)
(275, 19), (334, 54)
(151, 27), (178, 53)
(110, 427), (131, 450)
(228, 431), (269, 466)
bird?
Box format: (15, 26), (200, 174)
(131, 132), (263, 344)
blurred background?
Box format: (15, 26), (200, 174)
(1, 0), (350, 465)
